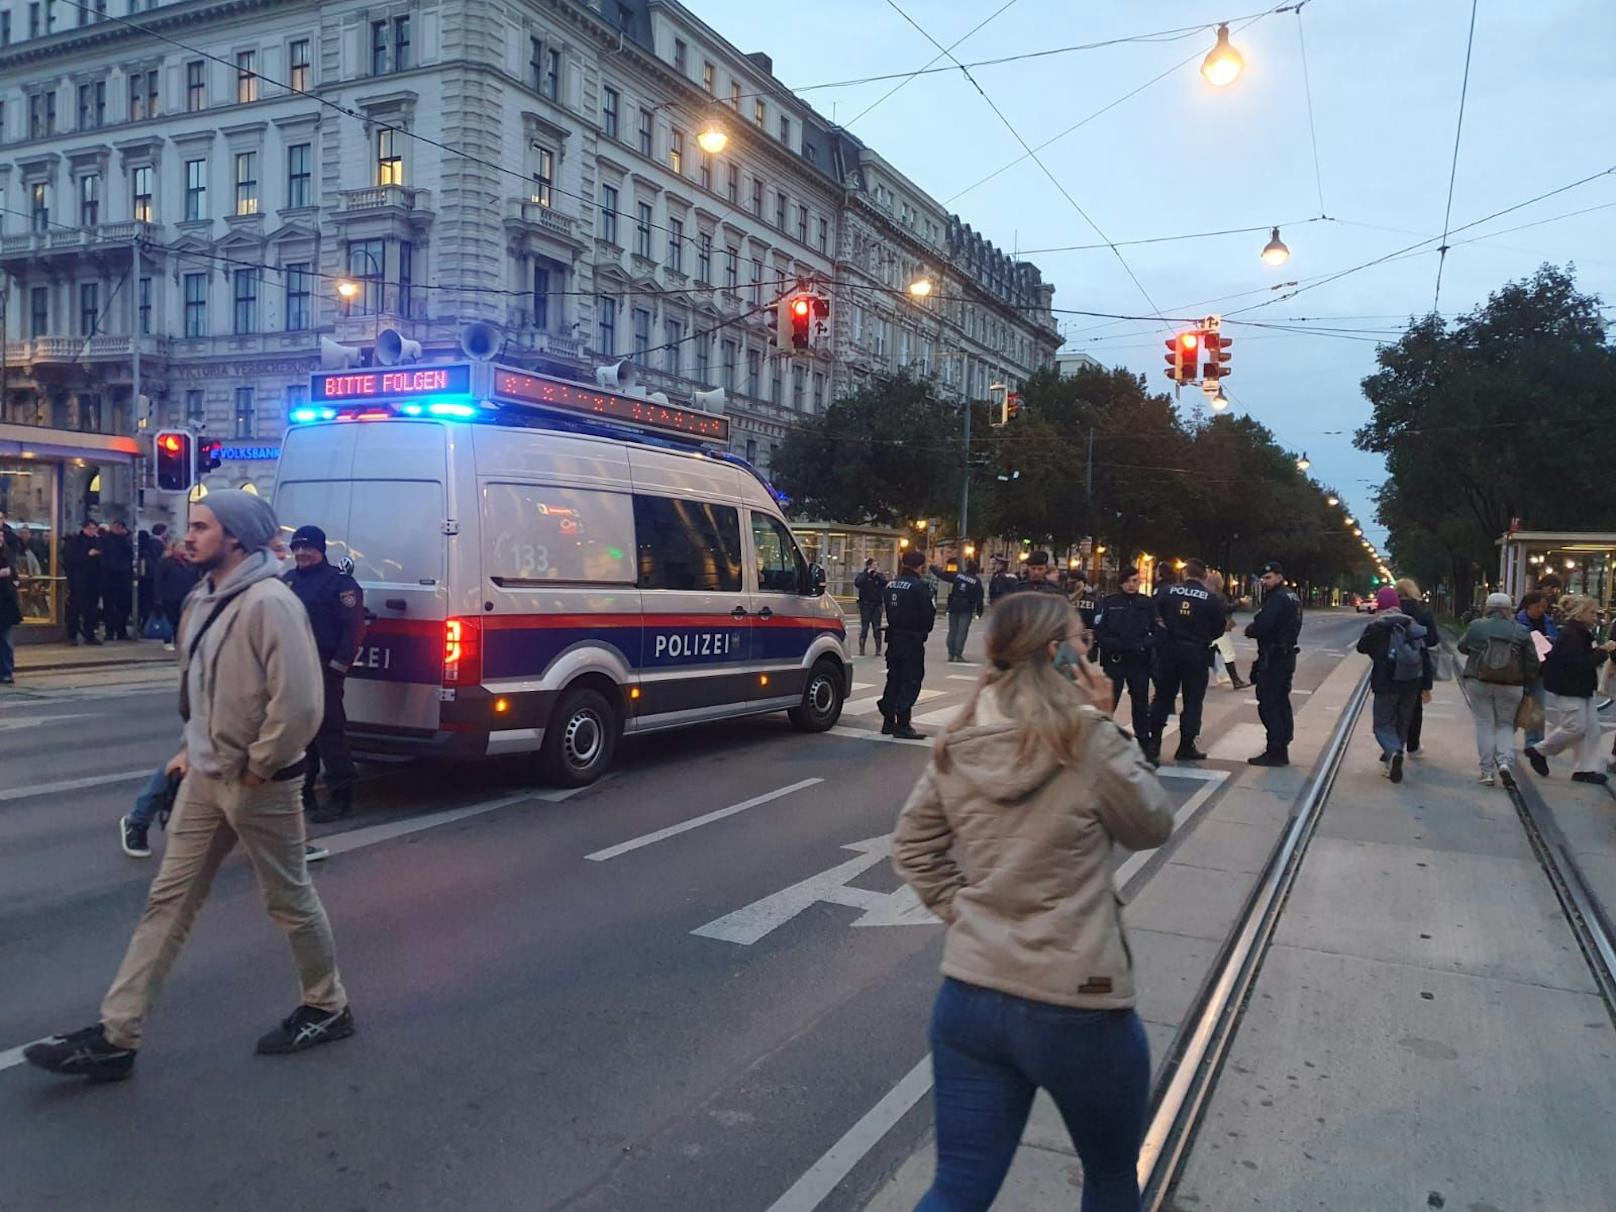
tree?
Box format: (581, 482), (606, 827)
(1357, 264), (1616, 604)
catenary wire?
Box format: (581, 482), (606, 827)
(839, 0), (1020, 130)
(1293, 2), (1328, 216)
(1432, 0), (1481, 313)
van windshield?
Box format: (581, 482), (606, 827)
(276, 479), (444, 586)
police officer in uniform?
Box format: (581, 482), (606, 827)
(1246, 561), (1303, 766)
(1147, 558), (1226, 763)
(284, 525), (365, 822)
(853, 558), (886, 657)
(1070, 573), (1100, 658)
(1010, 550), (1066, 595)
(988, 556), (1016, 605)
(1094, 566), (1160, 743)
(876, 549), (935, 739)
(931, 559), (984, 662)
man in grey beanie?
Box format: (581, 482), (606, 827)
(27, 494), (355, 1082)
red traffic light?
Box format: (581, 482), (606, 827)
(791, 297), (811, 319)
(1179, 332), (1200, 351)
(158, 434), (183, 454)
(1202, 333), (1233, 380)
(154, 429), (194, 493)
(1164, 329), (1203, 384)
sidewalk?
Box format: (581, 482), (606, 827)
(1173, 677), (1616, 1207)
(12, 639), (175, 674)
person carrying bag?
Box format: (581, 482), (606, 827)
(1457, 592), (1540, 787)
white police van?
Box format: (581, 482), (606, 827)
(272, 360), (850, 786)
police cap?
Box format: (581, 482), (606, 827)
(901, 549), (926, 569)
(288, 525), (328, 553)
(1259, 560), (1284, 576)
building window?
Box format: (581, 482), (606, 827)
(79, 174), (100, 227)
(1, 12), (9, 44)
(702, 61), (715, 94)
(730, 81), (741, 109)
(599, 184), (618, 244)
(634, 202), (652, 258)
(77, 80), (106, 130)
(818, 216), (828, 254)
(285, 262), (310, 331)
(673, 38), (686, 73)
(185, 158), (207, 221)
(797, 205), (808, 245)
(289, 39), (310, 92)
(233, 268), (257, 334)
(233, 387), (255, 438)
(596, 296), (616, 354)
(751, 177), (763, 217)
(770, 360), (781, 404)
(792, 364), (805, 410)
(663, 321), (682, 373)
(129, 70), (157, 121)
(753, 99), (765, 127)
(531, 147), (554, 206)
(746, 348), (760, 396)
(721, 339), (737, 390)
(186, 60), (205, 110)
(699, 154), (711, 192)
(811, 372), (825, 413)
(637, 107), (652, 156)
(28, 91), (56, 139)
(631, 307), (650, 358)
(346, 239), (384, 314)
(28, 1), (38, 38)
(138, 276), (152, 334)
(236, 50), (258, 103)
(286, 142), (311, 208)
(185, 389), (205, 425)
(666, 218), (683, 272)
(602, 87), (619, 140)
(394, 16), (411, 70)
(79, 282), (99, 336)
(724, 245), (738, 290)
(234, 152), (258, 215)
(376, 129), (403, 186)
(371, 21), (388, 74)
(131, 166), (153, 222)
(749, 257), (762, 304)
(544, 48), (561, 99)
(669, 128), (684, 175)
(528, 37), (543, 90)
(779, 115), (790, 145)
(695, 338), (710, 384)
(532, 262), (550, 330)
(774, 191), (786, 230)
(726, 163), (739, 204)
(399, 240), (413, 318)
(697, 233), (712, 283)
(30, 182), (48, 232)
(30, 287), (48, 336)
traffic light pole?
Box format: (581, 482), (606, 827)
(959, 393), (972, 546)
(131, 236), (144, 638)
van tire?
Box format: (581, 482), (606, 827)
(788, 659), (845, 732)
(541, 687), (619, 787)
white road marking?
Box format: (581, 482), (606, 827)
(763, 1053), (935, 1212)
(0, 712), (99, 733)
(1206, 722), (1268, 762)
(0, 1041), (46, 1074)
(586, 778), (823, 862)
(1113, 770), (1228, 888)
(841, 688), (944, 716)
(852, 681), (875, 691)
(828, 726), (930, 748)
(911, 703), (966, 727)
(946, 675), (978, 682)
(0, 768), (151, 803)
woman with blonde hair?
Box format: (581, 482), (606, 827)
(1527, 593), (1616, 783)
(1203, 570), (1247, 690)
(894, 591), (1174, 1211)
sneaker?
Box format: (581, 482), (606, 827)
(1389, 752), (1404, 784)
(1499, 767), (1517, 790)
(23, 1025), (136, 1082)
(1406, 747), (1423, 759)
(1174, 745), (1208, 762)
(1477, 771), (1496, 787)
(255, 1004), (355, 1056)
(1379, 757), (1392, 779)
(119, 815), (151, 858)
(1598, 697), (1613, 712)
(1525, 747), (1550, 778)
(1572, 771), (1610, 785)
(304, 842), (330, 863)
(162, 642), (175, 653)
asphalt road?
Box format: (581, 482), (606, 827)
(1, 609), (1373, 1211)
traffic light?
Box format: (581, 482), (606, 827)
(1202, 332), (1233, 381)
(1163, 329), (1201, 385)
(197, 437), (223, 478)
(777, 293), (819, 351)
(154, 430), (193, 493)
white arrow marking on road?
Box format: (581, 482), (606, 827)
(692, 835), (938, 945)
(840, 688), (944, 717)
(586, 778), (823, 861)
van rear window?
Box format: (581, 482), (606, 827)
(277, 479), (445, 586)
(482, 483), (635, 585)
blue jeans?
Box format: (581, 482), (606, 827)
(0, 625), (13, 681)
(1372, 684), (1421, 758)
(946, 610), (975, 660)
(918, 978), (1150, 1212)
(127, 765), (171, 830)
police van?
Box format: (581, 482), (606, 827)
(271, 359), (850, 786)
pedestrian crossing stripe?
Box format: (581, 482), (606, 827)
(841, 688), (945, 716)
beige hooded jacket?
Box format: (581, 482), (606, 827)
(893, 692), (1173, 1009)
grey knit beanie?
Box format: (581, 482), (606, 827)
(201, 489), (278, 552)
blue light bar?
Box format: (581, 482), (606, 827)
(398, 403), (424, 416)
(290, 406), (338, 424)
(426, 402), (477, 419)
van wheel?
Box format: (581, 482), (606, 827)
(541, 687), (619, 787)
(789, 659), (845, 732)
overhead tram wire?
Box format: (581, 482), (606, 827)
(1433, 0), (1481, 314)
(1293, 1), (1328, 217)
(879, 0), (1170, 329)
(1019, 216), (1332, 255)
(839, 0), (1020, 130)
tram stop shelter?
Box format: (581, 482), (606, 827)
(1497, 529), (1616, 606)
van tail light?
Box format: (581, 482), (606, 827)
(442, 617), (483, 686)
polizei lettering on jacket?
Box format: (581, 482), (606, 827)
(1164, 585), (1211, 601)
(653, 631), (742, 660)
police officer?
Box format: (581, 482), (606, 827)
(1010, 550), (1066, 595)
(63, 518), (104, 645)
(876, 549), (935, 739)
(1070, 573), (1100, 658)
(988, 556), (1016, 605)
(1095, 565), (1160, 743)
(931, 559), (984, 662)
(1246, 561), (1303, 766)
(284, 525), (364, 822)
(853, 558), (886, 657)
(1147, 558), (1226, 763)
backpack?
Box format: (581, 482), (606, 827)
(1386, 620), (1427, 683)
(1476, 633), (1525, 685)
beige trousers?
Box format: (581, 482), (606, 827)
(101, 771), (346, 1049)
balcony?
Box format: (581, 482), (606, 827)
(506, 198), (579, 240)
(339, 185), (431, 214)
(0, 220), (157, 261)
(6, 334), (172, 365)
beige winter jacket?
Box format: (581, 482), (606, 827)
(893, 691), (1173, 1009)
(177, 552), (324, 782)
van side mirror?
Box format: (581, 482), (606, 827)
(809, 563), (827, 596)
